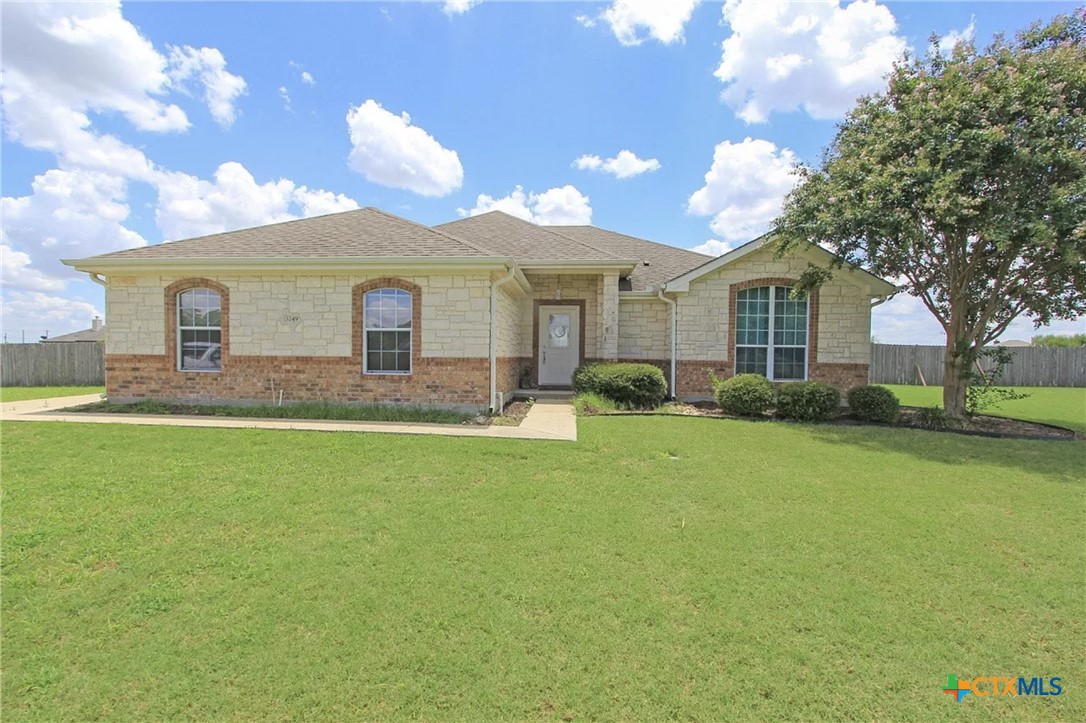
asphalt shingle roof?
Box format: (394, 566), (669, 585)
(546, 225), (711, 291)
(91, 208), (492, 259)
(435, 212), (626, 262)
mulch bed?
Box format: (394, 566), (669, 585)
(486, 400), (532, 427)
(586, 401), (1078, 441)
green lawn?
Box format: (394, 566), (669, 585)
(884, 385), (1086, 433)
(0, 386), (104, 403)
(3, 419), (1083, 720)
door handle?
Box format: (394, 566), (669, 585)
(542, 350), (547, 364)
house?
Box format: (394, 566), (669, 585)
(41, 317), (105, 343)
(64, 208), (895, 411)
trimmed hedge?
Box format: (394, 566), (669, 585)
(712, 373), (775, 417)
(776, 381), (841, 422)
(572, 362), (668, 409)
(847, 384), (900, 423)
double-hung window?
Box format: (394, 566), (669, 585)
(177, 288), (222, 371)
(363, 288), (412, 374)
(735, 286), (808, 381)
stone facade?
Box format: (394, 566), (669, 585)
(617, 299), (671, 360)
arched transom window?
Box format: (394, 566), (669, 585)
(363, 288), (412, 374)
(735, 286), (808, 381)
(177, 288), (222, 372)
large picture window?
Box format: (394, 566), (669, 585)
(363, 288), (412, 374)
(177, 288), (222, 371)
(735, 286), (808, 381)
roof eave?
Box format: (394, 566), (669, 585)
(62, 255), (515, 274)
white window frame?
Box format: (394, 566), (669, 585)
(734, 285), (810, 382)
(362, 288), (413, 376)
(177, 288), (222, 373)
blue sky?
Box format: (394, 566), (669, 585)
(2, 0), (1082, 343)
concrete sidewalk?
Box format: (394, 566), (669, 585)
(0, 394), (577, 441)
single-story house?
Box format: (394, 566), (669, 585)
(65, 208), (895, 411)
(41, 316), (105, 343)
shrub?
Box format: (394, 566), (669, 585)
(571, 362), (667, 409)
(914, 405), (952, 429)
(847, 385), (901, 423)
(776, 381), (841, 422)
(712, 373), (775, 417)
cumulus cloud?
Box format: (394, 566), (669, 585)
(573, 150), (661, 179)
(301, 71), (315, 86)
(443, 1), (480, 17)
(601, 0), (700, 46)
(154, 162), (358, 240)
(346, 100), (464, 197)
(1, 168), (148, 283)
(167, 45), (248, 128)
(715, 0), (907, 123)
(279, 86), (292, 111)
(575, 13), (596, 29)
(1, 291), (103, 341)
(459, 185), (592, 225)
(687, 137), (799, 242)
(937, 17), (976, 55)
(690, 239), (734, 257)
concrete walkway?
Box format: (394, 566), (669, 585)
(0, 394), (577, 441)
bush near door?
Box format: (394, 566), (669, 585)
(572, 363), (668, 409)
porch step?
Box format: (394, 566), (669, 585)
(512, 388), (574, 401)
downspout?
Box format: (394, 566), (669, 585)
(657, 287), (677, 400)
(490, 265), (517, 413)
(86, 272), (107, 287)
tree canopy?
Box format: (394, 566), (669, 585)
(774, 10), (1086, 415)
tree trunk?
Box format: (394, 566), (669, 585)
(942, 347), (968, 418)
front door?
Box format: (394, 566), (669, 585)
(538, 305), (580, 386)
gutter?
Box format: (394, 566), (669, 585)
(490, 265), (518, 413)
(61, 255), (517, 274)
(656, 287), (678, 400)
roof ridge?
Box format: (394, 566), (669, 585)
(367, 207), (497, 256)
(548, 225), (713, 259)
(437, 211), (625, 261)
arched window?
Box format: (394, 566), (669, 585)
(735, 286), (808, 381)
(177, 288), (222, 371)
(363, 288), (412, 374)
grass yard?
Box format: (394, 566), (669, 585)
(2, 418), (1083, 720)
(0, 386), (103, 403)
(72, 399), (475, 425)
(884, 385), (1086, 434)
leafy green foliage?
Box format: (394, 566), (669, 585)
(775, 381), (841, 422)
(572, 392), (619, 415)
(965, 347), (1031, 415)
(775, 11), (1086, 416)
(1031, 333), (1086, 347)
(571, 362), (668, 409)
(73, 400), (473, 424)
(711, 373), (775, 416)
(847, 385), (901, 423)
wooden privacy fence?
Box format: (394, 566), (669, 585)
(870, 344), (1086, 387)
(0, 343), (105, 386)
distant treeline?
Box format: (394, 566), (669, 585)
(1032, 334), (1086, 348)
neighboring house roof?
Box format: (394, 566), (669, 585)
(434, 212), (628, 264)
(42, 327), (104, 343)
(995, 339), (1031, 347)
(547, 225), (711, 292)
(88, 207), (493, 260)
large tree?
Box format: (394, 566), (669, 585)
(774, 11), (1086, 417)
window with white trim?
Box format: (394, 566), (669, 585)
(177, 288), (222, 372)
(363, 288), (412, 374)
(735, 285), (808, 381)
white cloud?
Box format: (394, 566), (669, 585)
(0, 291), (103, 341)
(687, 137), (799, 242)
(1, 245), (66, 292)
(690, 239), (733, 257)
(154, 161), (358, 240)
(716, 0), (907, 123)
(443, 1), (480, 17)
(575, 13), (596, 29)
(300, 71), (315, 86)
(460, 185), (592, 225)
(937, 17), (976, 55)
(167, 45), (248, 128)
(346, 100), (464, 197)
(279, 86), (292, 112)
(1, 168), (148, 283)
(601, 0), (700, 46)
(574, 150), (661, 179)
